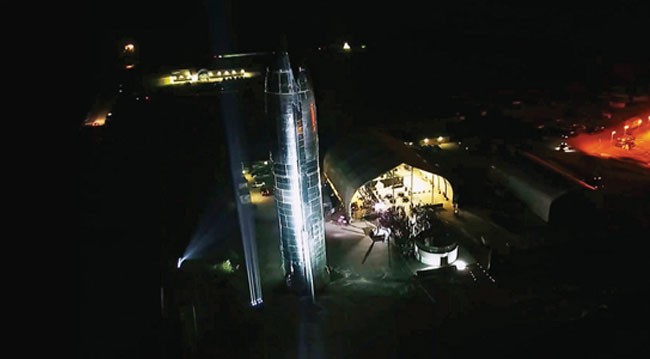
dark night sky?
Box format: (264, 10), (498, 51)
(82, 0), (649, 111)
(87, 0), (649, 62)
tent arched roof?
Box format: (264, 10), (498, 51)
(323, 131), (455, 210)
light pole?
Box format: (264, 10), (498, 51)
(624, 125), (629, 135)
(610, 130), (616, 142)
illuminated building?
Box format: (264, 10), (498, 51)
(323, 132), (456, 219)
(265, 53), (329, 297)
(119, 40), (139, 70)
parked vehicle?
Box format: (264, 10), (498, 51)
(614, 138), (635, 149)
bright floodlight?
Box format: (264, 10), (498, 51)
(343, 42), (351, 50)
(423, 138), (429, 143)
(374, 202), (387, 211)
(437, 136), (444, 142)
(455, 260), (467, 270)
(177, 257), (184, 269)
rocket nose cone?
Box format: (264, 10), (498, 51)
(269, 52), (292, 73)
(266, 52), (297, 93)
(296, 67), (312, 91)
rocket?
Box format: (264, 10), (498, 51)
(265, 52), (329, 297)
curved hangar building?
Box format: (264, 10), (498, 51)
(323, 132), (458, 218)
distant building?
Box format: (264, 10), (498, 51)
(118, 39), (139, 70)
(487, 159), (593, 224)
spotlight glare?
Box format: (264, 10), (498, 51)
(374, 202), (387, 211)
(455, 260), (467, 271)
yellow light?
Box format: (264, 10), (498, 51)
(240, 69), (245, 74)
(343, 42), (351, 50)
(124, 43), (135, 52)
(125, 64), (135, 69)
(208, 71), (213, 76)
(361, 44), (366, 49)
(624, 125), (629, 129)
(224, 70), (230, 75)
(424, 138), (429, 143)
(217, 71), (222, 76)
(437, 136), (444, 142)
(86, 116), (106, 127)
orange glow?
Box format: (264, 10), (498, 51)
(571, 116), (650, 168)
(85, 116), (106, 127)
(124, 44), (135, 52)
(310, 103), (316, 129)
